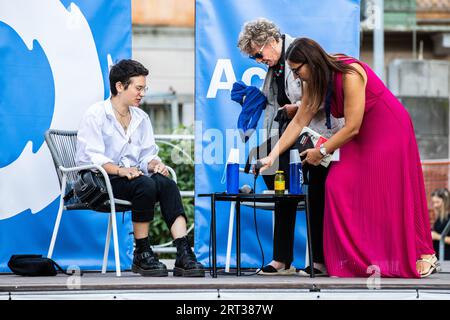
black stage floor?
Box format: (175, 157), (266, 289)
(1, 261), (449, 299)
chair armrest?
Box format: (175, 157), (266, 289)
(442, 219), (450, 236)
(440, 219), (450, 245)
(58, 163), (106, 174)
(60, 164), (177, 209)
(58, 164), (115, 207)
(166, 165), (177, 184)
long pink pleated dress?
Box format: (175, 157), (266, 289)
(323, 57), (435, 278)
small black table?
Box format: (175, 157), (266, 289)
(198, 193), (314, 278)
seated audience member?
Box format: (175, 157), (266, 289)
(431, 188), (450, 260)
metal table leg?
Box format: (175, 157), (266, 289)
(211, 194), (217, 278)
(236, 200), (241, 276)
(305, 194), (315, 278)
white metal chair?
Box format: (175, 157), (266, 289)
(44, 129), (177, 277)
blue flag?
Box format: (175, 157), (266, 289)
(0, 0), (132, 272)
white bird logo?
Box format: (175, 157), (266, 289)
(0, 1), (104, 220)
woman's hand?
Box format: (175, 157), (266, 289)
(281, 104), (299, 119)
(432, 231), (442, 241)
(255, 155), (275, 175)
(149, 159), (169, 176)
(118, 167), (144, 180)
(300, 148), (323, 166)
(154, 162), (169, 176)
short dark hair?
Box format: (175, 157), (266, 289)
(109, 59), (149, 96)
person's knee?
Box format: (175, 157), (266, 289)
(134, 177), (157, 200)
(157, 174), (179, 190)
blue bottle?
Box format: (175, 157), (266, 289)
(226, 163), (239, 194)
(226, 148), (239, 194)
(289, 149), (303, 195)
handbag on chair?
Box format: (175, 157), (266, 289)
(73, 170), (109, 211)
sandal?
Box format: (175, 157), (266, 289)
(416, 255), (441, 278)
(257, 264), (296, 276)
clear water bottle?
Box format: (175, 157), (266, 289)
(289, 149), (303, 195)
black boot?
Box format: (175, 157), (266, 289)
(132, 238), (168, 277)
(173, 236), (205, 277)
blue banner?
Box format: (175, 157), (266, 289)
(195, 0), (360, 268)
(0, 0), (132, 272)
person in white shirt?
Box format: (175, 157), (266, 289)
(76, 59), (204, 277)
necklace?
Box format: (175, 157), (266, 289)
(113, 105), (130, 117)
(113, 108), (131, 133)
(273, 62), (284, 77)
(118, 116), (129, 132)
(273, 35), (286, 78)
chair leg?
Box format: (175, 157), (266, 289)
(102, 214), (112, 274)
(110, 211), (121, 277)
(225, 201), (235, 273)
(103, 173), (121, 277)
(48, 177), (67, 258)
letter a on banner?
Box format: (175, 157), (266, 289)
(195, 0), (360, 268)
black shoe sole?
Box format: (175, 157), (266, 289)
(173, 267), (205, 277)
(297, 268), (328, 277)
(132, 264), (168, 277)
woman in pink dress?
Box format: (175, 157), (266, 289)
(259, 37), (438, 278)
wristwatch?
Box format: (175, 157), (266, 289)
(319, 144), (328, 157)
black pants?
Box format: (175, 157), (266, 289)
(263, 153), (329, 265)
(110, 173), (186, 229)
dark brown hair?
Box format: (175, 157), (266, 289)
(431, 188), (450, 222)
(109, 59), (149, 96)
(286, 38), (363, 111)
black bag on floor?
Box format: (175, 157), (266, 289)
(8, 255), (68, 276)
